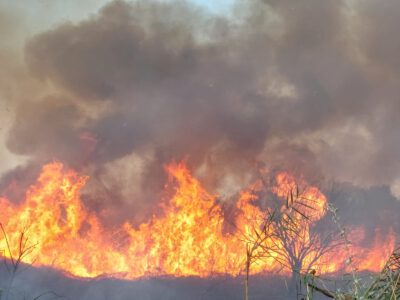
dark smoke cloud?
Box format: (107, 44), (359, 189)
(2, 0), (400, 224)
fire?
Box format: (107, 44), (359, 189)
(0, 161), (395, 279)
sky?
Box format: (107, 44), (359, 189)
(189, 0), (235, 14)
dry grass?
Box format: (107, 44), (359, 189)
(303, 247), (400, 300)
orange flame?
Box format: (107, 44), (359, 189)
(0, 162), (395, 279)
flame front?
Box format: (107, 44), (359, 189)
(0, 162), (395, 278)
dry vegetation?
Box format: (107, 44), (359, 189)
(302, 247), (400, 300)
(243, 179), (399, 300)
(243, 180), (343, 299)
(0, 224), (64, 300)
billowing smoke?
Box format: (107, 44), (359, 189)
(1, 0), (400, 225)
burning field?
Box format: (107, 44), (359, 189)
(0, 160), (397, 299)
(0, 160), (394, 279)
(1, 0), (400, 299)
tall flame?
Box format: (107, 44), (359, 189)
(0, 162), (395, 278)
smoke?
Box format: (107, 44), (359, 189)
(2, 0), (400, 223)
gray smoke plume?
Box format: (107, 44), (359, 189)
(1, 0), (400, 224)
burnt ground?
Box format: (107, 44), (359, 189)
(0, 263), (337, 300)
